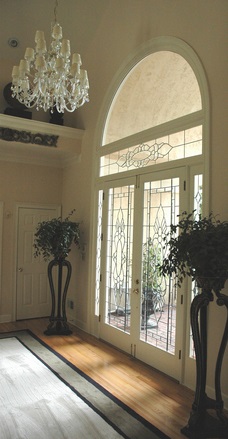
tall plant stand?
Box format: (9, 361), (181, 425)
(44, 258), (72, 336)
(181, 280), (228, 438)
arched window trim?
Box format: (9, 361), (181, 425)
(94, 35), (210, 208)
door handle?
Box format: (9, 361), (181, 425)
(133, 288), (139, 294)
(18, 267), (23, 272)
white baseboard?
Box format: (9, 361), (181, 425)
(206, 385), (228, 410)
(0, 314), (12, 323)
(68, 317), (88, 333)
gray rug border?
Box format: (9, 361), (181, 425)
(0, 330), (170, 439)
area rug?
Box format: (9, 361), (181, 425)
(0, 330), (170, 439)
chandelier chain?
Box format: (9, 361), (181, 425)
(54, 0), (58, 24)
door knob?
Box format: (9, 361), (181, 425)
(18, 267), (23, 272)
(133, 288), (139, 294)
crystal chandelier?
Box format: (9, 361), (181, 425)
(11, 0), (89, 113)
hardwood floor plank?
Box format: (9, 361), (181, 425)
(0, 318), (195, 439)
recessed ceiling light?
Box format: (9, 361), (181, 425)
(8, 38), (19, 48)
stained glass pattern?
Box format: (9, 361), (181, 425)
(100, 126), (202, 177)
(189, 174), (203, 358)
(105, 186), (134, 333)
(140, 178), (179, 354)
(95, 190), (103, 315)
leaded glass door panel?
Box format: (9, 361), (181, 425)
(133, 169), (185, 380)
(99, 179), (135, 353)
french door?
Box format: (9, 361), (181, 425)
(99, 168), (186, 381)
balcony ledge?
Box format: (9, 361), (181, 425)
(0, 114), (85, 168)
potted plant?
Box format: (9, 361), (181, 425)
(34, 209), (80, 261)
(159, 210), (228, 291)
(159, 210), (228, 437)
(34, 210), (81, 336)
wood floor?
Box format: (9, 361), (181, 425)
(0, 318), (195, 439)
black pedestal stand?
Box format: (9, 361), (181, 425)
(181, 282), (228, 438)
(44, 258), (72, 336)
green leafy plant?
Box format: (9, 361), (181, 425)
(34, 210), (80, 261)
(142, 238), (162, 292)
(159, 211), (228, 288)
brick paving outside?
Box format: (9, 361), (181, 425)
(109, 304), (176, 354)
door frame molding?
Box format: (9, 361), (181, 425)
(13, 202), (61, 321)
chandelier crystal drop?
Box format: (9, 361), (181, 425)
(11, 0), (89, 113)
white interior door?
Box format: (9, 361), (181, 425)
(99, 168), (186, 381)
(16, 205), (60, 320)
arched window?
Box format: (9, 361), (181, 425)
(103, 51), (201, 144)
(94, 37), (209, 385)
(99, 49), (204, 177)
